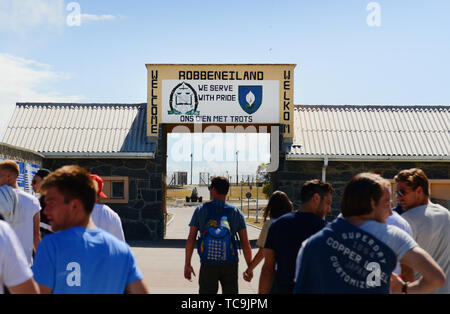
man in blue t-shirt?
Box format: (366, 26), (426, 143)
(32, 165), (149, 294)
(259, 179), (334, 294)
(184, 176), (252, 294)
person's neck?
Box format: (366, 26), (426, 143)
(418, 197), (429, 207)
(211, 196), (226, 201)
(405, 197), (430, 211)
(298, 203), (317, 216)
(71, 216), (97, 230)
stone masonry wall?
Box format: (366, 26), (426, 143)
(43, 158), (164, 241)
(0, 143), (44, 165)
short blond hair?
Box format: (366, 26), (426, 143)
(0, 160), (20, 178)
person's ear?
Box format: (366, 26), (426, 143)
(415, 186), (423, 195)
(312, 192), (321, 203)
(370, 198), (376, 211)
(70, 199), (82, 212)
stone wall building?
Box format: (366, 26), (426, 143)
(0, 142), (44, 193)
(2, 103), (164, 241)
(1, 142), (44, 166)
(2, 102), (449, 239)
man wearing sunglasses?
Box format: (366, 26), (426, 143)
(394, 168), (450, 294)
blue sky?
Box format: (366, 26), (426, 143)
(1, 0), (449, 182)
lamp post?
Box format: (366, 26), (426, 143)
(236, 150), (239, 186)
(190, 153), (193, 185)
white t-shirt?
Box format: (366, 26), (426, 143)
(11, 189), (40, 265)
(91, 203), (125, 241)
(359, 220), (418, 261)
(0, 220), (33, 294)
(402, 202), (450, 294)
(386, 211), (413, 274)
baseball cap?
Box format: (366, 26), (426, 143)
(89, 174), (107, 198)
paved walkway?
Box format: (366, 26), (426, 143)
(130, 205), (263, 294)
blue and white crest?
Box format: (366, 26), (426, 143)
(238, 85), (262, 114)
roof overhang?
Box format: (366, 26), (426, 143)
(0, 142), (45, 158)
(42, 152), (155, 159)
(286, 154), (450, 162)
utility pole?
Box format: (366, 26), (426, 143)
(256, 181), (259, 223)
(236, 150), (239, 186)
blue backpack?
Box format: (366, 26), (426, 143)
(197, 206), (238, 265)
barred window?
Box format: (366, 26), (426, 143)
(102, 176), (129, 203)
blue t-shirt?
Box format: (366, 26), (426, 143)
(293, 217), (398, 294)
(32, 226), (143, 294)
(264, 211), (327, 293)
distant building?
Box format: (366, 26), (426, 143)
(168, 171), (187, 186)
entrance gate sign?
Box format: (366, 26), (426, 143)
(146, 64), (296, 144)
(162, 80), (279, 124)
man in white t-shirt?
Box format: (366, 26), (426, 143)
(89, 174), (125, 241)
(0, 160), (41, 265)
(0, 187), (39, 294)
(0, 220), (39, 294)
(395, 168), (450, 294)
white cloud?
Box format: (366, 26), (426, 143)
(0, 1), (119, 33)
(0, 0), (65, 33)
(0, 53), (84, 139)
(81, 13), (115, 23)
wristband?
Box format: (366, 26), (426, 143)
(402, 282), (409, 294)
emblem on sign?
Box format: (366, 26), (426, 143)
(238, 85), (262, 114)
(168, 82), (200, 115)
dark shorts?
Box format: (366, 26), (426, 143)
(199, 261), (239, 294)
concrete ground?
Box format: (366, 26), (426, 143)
(130, 205), (263, 294)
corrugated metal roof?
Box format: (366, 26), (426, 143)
(3, 103), (155, 155)
(4, 103), (449, 160)
(289, 104), (450, 159)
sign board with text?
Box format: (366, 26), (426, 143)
(146, 64), (295, 144)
